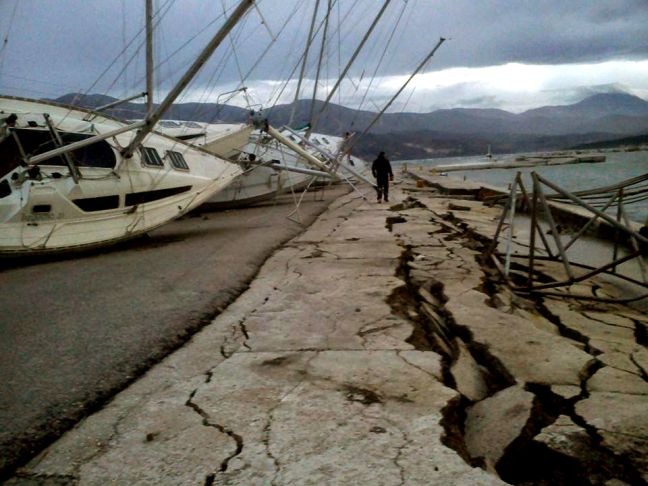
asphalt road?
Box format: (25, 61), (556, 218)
(0, 186), (350, 478)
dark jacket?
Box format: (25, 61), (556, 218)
(372, 153), (393, 182)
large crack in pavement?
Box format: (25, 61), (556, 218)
(384, 191), (648, 485)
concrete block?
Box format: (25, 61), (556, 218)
(464, 385), (534, 465)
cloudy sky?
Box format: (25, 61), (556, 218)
(1, 0), (647, 114)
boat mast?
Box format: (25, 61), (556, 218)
(122, 0), (255, 158)
(145, 0), (154, 115)
(361, 37), (446, 135)
(309, 0), (393, 133)
(307, 0), (332, 131)
(288, 0), (321, 127)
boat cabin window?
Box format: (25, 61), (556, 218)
(125, 185), (192, 206)
(140, 146), (164, 167)
(0, 128), (116, 178)
(183, 121), (202, 128)
(166, 150), (189, 170)
(73, 195), (120, 212)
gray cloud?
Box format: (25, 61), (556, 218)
(1, 0), (647, 112)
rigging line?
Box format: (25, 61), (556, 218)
(336, 0), (341, 105)
(152, 4), (253, 107)
(351, 0), (409, 124)
(309, 0), (333, 127)
(0, 0), (19, 74)
(221, 0), (246, 90)
(214, 2), (298, 104)
(219, 0), (300, 108)
(265, 0), (340, 111)
(311, 0), (394, 134)
(185, 14), (253, 122)
(253, 1), (275, 40)
(268, 0), (363, 112)
(189, 9), (250, 106)
(132, 0), (225, 87)
(87, 0), (175, 99)
(379, 0), (417, 80)
(0, 71), (92, 91)
(195, 5), (260, 108)
(131, 2), (228, 88)
(266, 4), (316, 106)
(54, 0), (175, 128)
(264, 3), (311, 108)
(352, 37), (446, 149)
(399, 58), (434, 114)
(228, 2), (307, 110)
(0, 84), (84, 98)
(121, 0), (128, 97)
(399, 83), (417, 113)
(289, 0), (321, 126)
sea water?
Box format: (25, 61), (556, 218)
(395, 150), (648, 224)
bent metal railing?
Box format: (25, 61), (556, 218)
(484, 171), (648, 303)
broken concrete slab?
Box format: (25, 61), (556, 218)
(632, 347), (648, 377)
(534, 414), (594, 463)
(447, 290), (592, 386)
(464, 385), (535, 466)
(576, 392), (648, 481)
(542, 299), (638, 352)
(598, 351), (645, 376)
(551, 385), (583, 400)
(513, 308), (561, 336)
(450, 339), (490, 402)
(397, 350), (444, 382)
(586, 366), (648, 395)
(582, 311), (639, 329)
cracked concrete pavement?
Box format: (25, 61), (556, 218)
(9, 175), (648, 485)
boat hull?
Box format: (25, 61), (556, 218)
(202, 165), (313, 210)
(0, 97), (245, 255)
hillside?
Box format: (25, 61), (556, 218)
(571, 132), (648, 150)
(50, 91), (648, 159)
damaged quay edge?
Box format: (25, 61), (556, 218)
(9, 176), (648, 485)
(387, 174), (648, 485)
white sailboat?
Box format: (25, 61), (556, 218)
(0, 0), (255, 255)
(201, 127), (319, 209)
(154, 120), (333, 209)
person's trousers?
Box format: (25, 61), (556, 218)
(376, 179), (389, 201)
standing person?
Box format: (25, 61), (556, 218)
(371, 151), (393, 203)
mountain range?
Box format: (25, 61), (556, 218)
(51, 91), (648, 160)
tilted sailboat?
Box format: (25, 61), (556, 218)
(153, 119), (336, 209)
(0, 0), (255, 255)
(200, 126), (319, 209)
(0, 98), (251, 254)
